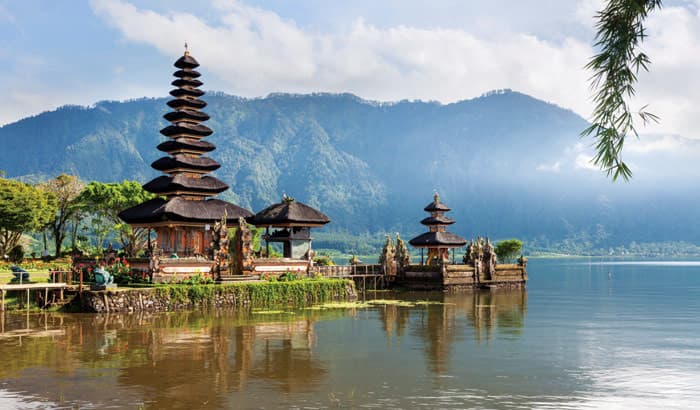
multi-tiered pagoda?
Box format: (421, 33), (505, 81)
(409, 193), (467, 265)
(119, 48), (252, 258)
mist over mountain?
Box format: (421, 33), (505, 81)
(2, 90), (699, 253)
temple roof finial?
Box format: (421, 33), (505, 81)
(282, 192), (295, 203)
(434, 190), (440, 204)
(184, 41), (189, 56)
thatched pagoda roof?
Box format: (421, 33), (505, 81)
(408, 232), (467, 248)
(157, 139), (215, 154)
(151, 155), (221, 172)
(169, 87), (205, 98)
(160, 123), (213, 137)
(143, 174), (228, 195)
(420, 215), (455, 226)
(163, 109), (210, 122)
(424, 199), (451, 212)
(249, 197), (330, 227)
(166, 97), (206, 110)
(171, 78), (203, 88)
(119, 197), (252, 225)
(174, 53), (199, 69)
(173, 69), (201, 78)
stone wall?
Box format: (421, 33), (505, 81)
(80, 280), (356, 313)
(397, 263), (526, 290)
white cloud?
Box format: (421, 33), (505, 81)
(626, 135), (687, 154)
(90, 0), (595, 118)
(574, 0), (604, 27)
(575, 153), (598, 171)
(626, 5), (700, 139)
(3, 0), (699, 146)
(536, 161), (561, 173)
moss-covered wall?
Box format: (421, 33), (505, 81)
(80, 279), (356, 313)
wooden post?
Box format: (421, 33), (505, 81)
(44, 288), (48, 309)
(79, 270), (83, 293)
(26, 289), (30, 311)
(1, 290), (5, 311)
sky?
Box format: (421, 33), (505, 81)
(2, 0), (700, 142)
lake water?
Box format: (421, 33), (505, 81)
(0, 258), (699, 409)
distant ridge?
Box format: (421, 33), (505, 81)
(2, 90), (699, 251)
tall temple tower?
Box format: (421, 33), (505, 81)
(119, 47), (252, 258)
(409, 193), (466, 265)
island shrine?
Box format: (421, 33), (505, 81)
(116, 49), (525, 290)
(118, 48), (331, 282)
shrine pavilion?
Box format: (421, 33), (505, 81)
(249, 195), (330, 260)
(409, 193), (467, 265)
(119, 48), (252, 258)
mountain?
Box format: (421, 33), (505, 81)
(2, 90), (700, 253)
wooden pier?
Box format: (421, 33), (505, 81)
(0, 283), (69, 311)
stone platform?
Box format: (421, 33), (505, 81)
(398, 263), (527, 291)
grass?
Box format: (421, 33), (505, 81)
(0, 270), (52, 284)
(145, 278), (355, 309)
(0, 293), (66, 312)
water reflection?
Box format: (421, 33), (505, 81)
(0, 310), (335, 409)
(377, 290), (527, 374)
(0, 291), (528, 408)
(0, 261), (697, 410)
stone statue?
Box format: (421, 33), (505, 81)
(231, 217), (254, 275)
(210, 213), (230, 279)
(464, 240), (476, 265)
(483, 237), (497, 279)
(395, 233), (411, 272)
(517, 255), (528, 268)
(94, 267), (114, 285)
(379, 234), (397, 276)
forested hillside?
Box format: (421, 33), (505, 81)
(2, 90), (699, 254)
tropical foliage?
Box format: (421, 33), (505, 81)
(0, 177), (56, 256)
(154, 278), (353, 307)
(584, 0), (663, 181)
(79, 180), (155, 256)
(105, 258), (150, 284)
(494, 239), (523, 263)
(40, 174), (85, 257)
(3, 92), (700, 254)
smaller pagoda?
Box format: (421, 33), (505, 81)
(249, 195), (330, 259)
(409, 193), (467, 265)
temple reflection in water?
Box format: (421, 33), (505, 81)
(0, 290), (527, 408)
(378, 290), (527, 374)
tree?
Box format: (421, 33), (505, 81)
(41, 174), (85, 257)
(494, 239), (523, 264)
(0, 178), (57, 256)
(584, 0), (662, 181)
(79, 180), (155, 256)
